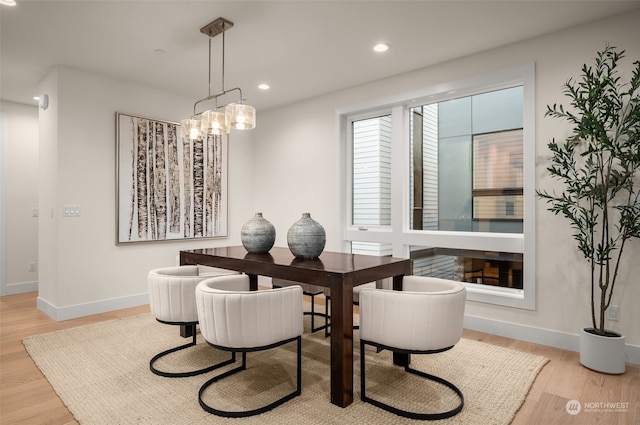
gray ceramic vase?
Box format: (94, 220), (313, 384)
(241, 212), (276, 254)
(287, 212), (326, 259)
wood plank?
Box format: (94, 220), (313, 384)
(516, 392), (580, 425)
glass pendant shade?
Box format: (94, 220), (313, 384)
(225, 103), (256, 130)
(201, 109), (230, 135)
(181, 118), (201, 140)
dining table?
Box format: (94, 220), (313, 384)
(180, 245), (412, 408)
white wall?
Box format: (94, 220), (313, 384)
(0, 100), (39, 295)
(252, 11), (640, 356)
(37, 66), (254, 319)
(251, 99), (341, 249)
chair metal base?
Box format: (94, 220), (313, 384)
(150, 322), (236, 378)
(360, 339), (464, 420)
(325, 296), (359, 338)
(198, 336), (302, 418)
(305, 292), (329, 333)
(273, 285), (329, 334)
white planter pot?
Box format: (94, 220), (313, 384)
(579, 328), (626, 374)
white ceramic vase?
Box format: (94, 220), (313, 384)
(579, 327), (626, 374)
(287, 213), (326, 259)
(241, 212), (276, 254)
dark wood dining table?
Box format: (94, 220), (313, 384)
(180, 245), (412, 408)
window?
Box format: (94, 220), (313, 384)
(343, 64), (535, 309)
(410, 86), (523, 233)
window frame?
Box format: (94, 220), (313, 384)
(340, 63), (536, 310)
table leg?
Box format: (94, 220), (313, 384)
(248, 274), (258, 291)
(329, 279), (354, 407)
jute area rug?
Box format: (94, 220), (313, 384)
(23, 312), (547, 424)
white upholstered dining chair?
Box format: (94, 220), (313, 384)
(195, 274), (304, 418)
(358, 275), (467, 420)
(147, 265), (236, 378)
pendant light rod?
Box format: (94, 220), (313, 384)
(208, 37), (212, 99)
(192, 17), (245, 115)
(221, 22), (225, 93)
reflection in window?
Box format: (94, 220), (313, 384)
(410, 86), (523, 233)
(472, 129), (523, 231)
(351, 241), (392, 256)
(411, 246), (523, 289)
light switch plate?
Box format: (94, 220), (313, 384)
(63, 204), (81, 217)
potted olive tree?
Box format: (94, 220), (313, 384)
(538, 45), (640, 374)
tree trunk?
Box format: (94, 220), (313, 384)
(193, 139), (204, 237)
(167, 123), (180, 234)
(183, 137), (192, 238)
(205, 135), (214, 237)
(153, 121), (167, 239)
(127, 119), (137, 240)
(135, 119), (148, 239)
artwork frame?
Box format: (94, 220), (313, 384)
(116, 112), (228, 244)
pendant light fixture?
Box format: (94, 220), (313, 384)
(181, 17), (256, 139)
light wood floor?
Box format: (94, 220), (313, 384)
(1, 292), (638, 425)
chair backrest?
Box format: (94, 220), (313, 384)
(359, 276), (466, 352)
(196, 275), (304, 349)
(147, 265), (205, 323)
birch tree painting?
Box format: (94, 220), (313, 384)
(117, 113), (227, 243)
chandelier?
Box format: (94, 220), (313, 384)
(181, 17), (255, 139)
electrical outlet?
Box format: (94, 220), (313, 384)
(606, 305), (620, 322)
(28, 262), (37, 272)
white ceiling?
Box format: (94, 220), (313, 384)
(2, 1), (639, 111)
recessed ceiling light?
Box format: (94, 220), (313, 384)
(373, 43), (390, 53)
(0, 0), (17, 6)
(258, 83), (270, 90)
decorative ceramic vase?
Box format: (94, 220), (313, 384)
(579, 327), (626, 374)
(287, 213), (326, 259)
(241, 212), (276, 254)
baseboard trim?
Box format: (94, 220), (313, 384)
(4, 281), (38, 295)
(464, 314), (640, 366)
(37, 293), (149, 322)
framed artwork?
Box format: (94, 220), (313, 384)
(116, 112), (228, 243)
